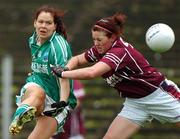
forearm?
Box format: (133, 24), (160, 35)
(43, 79), (70, 117)
(62, 67), (97, 79)
(66, 53), (87, 70)
(65, 57), (79, 70)
(52, 61), (111, 80)
(59, 78), (70, 102)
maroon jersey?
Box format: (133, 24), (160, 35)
(85, 37), (165, 98)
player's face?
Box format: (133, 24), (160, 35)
(34, 11), (56, 44)
(92, 30), (115, 54)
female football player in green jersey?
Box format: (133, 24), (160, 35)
(9, 5), (77, 139)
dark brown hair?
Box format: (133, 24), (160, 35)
(92, 13), (127, 37)
(34, 5), (67, 39)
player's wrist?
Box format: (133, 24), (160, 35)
(61, 71), (64, 78)
(63, 67), (69, 71)
(61, 66), (69, 78)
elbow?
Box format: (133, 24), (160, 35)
(87, 72), (96, 79)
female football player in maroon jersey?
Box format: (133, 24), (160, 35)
(51, 13), (180, 139)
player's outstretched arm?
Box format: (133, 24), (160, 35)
(52, 61), (111, 80)
(66, 53), (88, 70)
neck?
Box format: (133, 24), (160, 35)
(37, 38), (46, 46)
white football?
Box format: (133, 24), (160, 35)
(145, 23), (175, 53)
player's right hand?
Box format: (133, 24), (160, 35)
(50, 64), (69, 78)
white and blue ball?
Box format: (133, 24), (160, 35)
(145, 23), (175, 53)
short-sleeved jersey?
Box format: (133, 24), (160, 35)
(26, 32), (76, 108)
(85, 37), (165, 98)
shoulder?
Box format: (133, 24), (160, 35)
(108, 44), (126, 57)
(28, 32), (36, 46)
(51, 34), (71, 53)
(51, 33), (68, 45)
(85, 46), (100, 62)
(109, 37), (136, 55)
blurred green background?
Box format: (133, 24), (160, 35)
(0, 0), (180, 139)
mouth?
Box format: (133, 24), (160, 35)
(97, 48), (103, 53)
(40, 30), (46, 34)
(38, 29), (47, 35)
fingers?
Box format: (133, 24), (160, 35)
(43, 109), (56, 117)
(50, 66), (64, 77)
(43, 101), (68, 117)
(50, 64), (69, 78)
(51, 101), (67, 108)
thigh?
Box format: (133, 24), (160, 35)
(103, 115), (140, 139)
(147, 89), (180, 123)
(22, 84), (45, 101)
(22, 84), (46, 114)
(119, 104), (152, 126)
(28, 116), (57, 139)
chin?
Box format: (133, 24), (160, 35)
(98, 51), (102, 54)
(99, 51), (105, 54)
(97, 48), (105, 54)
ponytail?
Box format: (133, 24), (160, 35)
(55, 15), (67, 39)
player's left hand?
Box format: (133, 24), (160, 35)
(55, 106), (71, 131)
(43, 101), (68, 117)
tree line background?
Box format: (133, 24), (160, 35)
(0, 0), (180, 139)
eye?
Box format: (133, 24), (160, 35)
(97, 38), (102, 42)
(46, 21), (53, 25)
(37, 20), (43, 24)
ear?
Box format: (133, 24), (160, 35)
(110, 34), (117, 42)
(33, 20), (36, 28)
(54, 24), (57, 31)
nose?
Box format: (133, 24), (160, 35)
(94, 40), (99, 46)
(41, 22), (46, 27)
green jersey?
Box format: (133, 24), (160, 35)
(26, 32), (76, 109)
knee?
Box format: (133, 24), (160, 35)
(103, 133), (115, 139)
(29, 88), (46, 114)
(29, 86), (46, 100)
(103, 131), (130, 139)
(23, 86), (46, 106)
(32, 88), (46, 105)
(36, 88), (46, 100)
